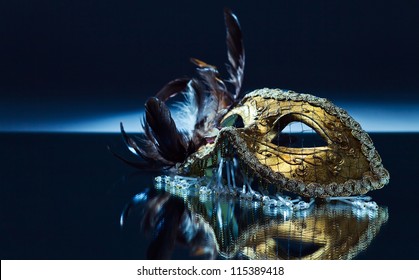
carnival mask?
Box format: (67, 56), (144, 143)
(180, 88), (389, 198)
(115, 9), (389, 203)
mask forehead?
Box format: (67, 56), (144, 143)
(219, 88), (389, 197)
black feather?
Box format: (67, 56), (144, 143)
(145, 97), (189, 163)
(196, 67), (233, 109)
(120, 122), (144, 158)
(108, 148), (154, 169)
(116, 123), (173, 168)
(189, 78), (206, 115)
(141, 124), (175, 165)
(190, 58), (218, 72)
(155, 78), (190, 101)
(224, 8), (245, 99)
(191, 57), (234, 111)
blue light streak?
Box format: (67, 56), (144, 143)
(1, 103), (418, 133)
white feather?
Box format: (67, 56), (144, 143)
(170, 81), (198, 138)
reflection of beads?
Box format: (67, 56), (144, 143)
(199, 186), (212, 195)
(326, 196), (379, 213)
(153, 173), (318, 216)
(293, 199), (315, 211)
(268, 199), (278, 207)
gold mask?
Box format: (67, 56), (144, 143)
(180, 88), (389, 198)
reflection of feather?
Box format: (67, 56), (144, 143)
(144, 195), (186, 259)
(139, 193), (218, 259)
(116, 9), (245, 168)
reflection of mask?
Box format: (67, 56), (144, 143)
(181, 88), (389, 198)
(152, 184), (389, 260)
(229, 204), (389, 260)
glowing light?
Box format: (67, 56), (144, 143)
(1, 103), (418, 133)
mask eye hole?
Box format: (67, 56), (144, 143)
(271, 121), (328, 148)
(221, 114), (245, 128)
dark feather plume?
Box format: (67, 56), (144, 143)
(145, 97), (189, 163)
(192, 60), (233, 110)
(114, 80), (199, 168)
(116, 8), (246, 169)
(120, 122), (146, 158)
(107, 145), (154, 169)
(224, 8), (245, 99)
(189, 78), (206, 115)
(155, 78), (190, 101)
(119, 122), (172, 167)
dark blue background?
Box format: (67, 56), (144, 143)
(1, 0), (419, 103)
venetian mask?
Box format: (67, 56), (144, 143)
(180, 88), (389, 198)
